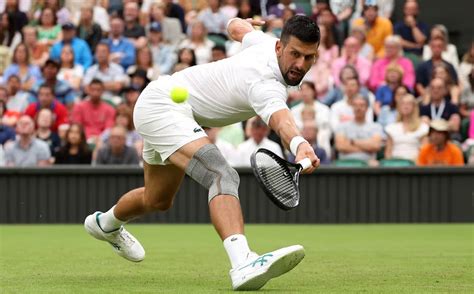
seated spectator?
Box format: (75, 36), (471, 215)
(122, 85), (140, 110)
(374, 64), (404, 116)
(83, 42), (128, 104)
(95, 125), (140, 165)
(352, 1), (393, 58)
(4, 75), (29, 124)
(369, 35), (415, 91)
(0, 12), (22, 54)
(148, 2), (185, 48)
(24, 84), (69, 132)
(204, 127), (238, 166)
(460, 68), (474, 118)
(198, 0), (229, 36)
(460, 41), (474, 90)
(236, 117), (283, 167)
(385, 94), (429, 161)
(416, 37), (458, 97)
(332, 36), (371, 88)
(330, 78), (374, 131)
(335, 95), (383, 165)
(328, 0), (354, 44)
(422, 25), (460, 73)
(49, 22), (93, 70)
(54, 123), (92, 164)
(76, 4), (102, 54)
(288, 120), (330, 165)
(349, 25), (374, 61)
(291, 81), (331, 155)
(177, 47), (197, 68)
(378, 85), (409, 128)
(72, 79), (115, 143)
(4, 115), (51, 167)
(417, 119), (464, 166)
(29, 59), (76, 113)
(37, 7), (62, 47)
(103, 16), (136, 70)
(35, 108), (61, 157)
(221, 0), (239, 19)
(127, 46), (161, 81)
(268, 0), (305, 18)
(0, 99), (15, 145)
(57, 44), (84, 91)
(211, 45), (227, 62)
(22, 26), (49, 67)
(393, 0), (428, 57)
(123, 2), (147, 49)
(420, 78), (461, 133)
(31, 0), (71, 26)
(179, 20), (215, 65)
(3, 43), (42, 91)
(431, 63), (461, 105)
(147, 22), (177, 75)
(128, 69), (149, 92)
(73, 0), (110, 36)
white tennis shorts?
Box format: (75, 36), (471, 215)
(133, 76), (207, 165)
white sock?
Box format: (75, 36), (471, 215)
(223, 234), (251, 269)
(98, 205), (125, 232)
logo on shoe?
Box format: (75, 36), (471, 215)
(238, 254), (273, 271)
(109, 242), (121, 251)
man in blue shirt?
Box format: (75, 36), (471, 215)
(394, 0), (428, 57)
(49, 23), (93, 70)
(102, 16), (136, 70)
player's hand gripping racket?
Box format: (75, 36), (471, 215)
(250, 148), (312, 211)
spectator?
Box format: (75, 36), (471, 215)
(221, 0), (239, 19)
(4, 75), (29, 124)
(37, 7), (62, 47)
(123, 2), (147, 49)
(236, 0), (255, 19)
(416, 36), (458, 96)
(3, 43), (42, 91)
(127, 46), (160, 81)
(330, 77), (374, 131)
(95, 125), (140, 165)
(162, 0), (186, 33)
(335, 94), (383, 165)
(179, 20), (215, 65)
(460, 41), (474, 90)
(329, 0), (354, 44)
(268, 0), (304, 18)
(49, 22), (93, 70)
(460, 68), (474, 118)
(35, 108), (61, 157)
(393, 0), (428, 57)
(316, 8), (340, 46)
(29, 59), (76, 112)
(148, 2), (185, 48)
(0, 12), (21, 50)
(3, 0), (28, 34)
(291, 81), (331, 155)
(24, 84), (69, 132)
(147, 22), (177, 75)
(33, 0), (71, 26)
(349, 25), (374, 61)
(177, 47), (197, 67)
(352, 1), (392, 58)
(128, 69), (149, 92)
(288, 120), (330, 165)
(57, 44), (84, 91)
(377, 85), (409, 128)
(54, 123), (92, 164)
(4, 115), (51, 166)
(103, 16), (136, 70)
(369, 35), (415, 91)
(417, 119), (464, 166)
(198, 0), (228, 35)
(236, 117), (283, 167)
(74, 0), (110, 35)
(83, 42), (128, 103)
(72, 79), (115, 143)
(0, 99), (15, 145)
(431, 63), (461, 105)
(422, 25), (460, 73)
(469, 110), (474, 141)
(22, 26), (49, 67)
(374, 64), (404, 116)
(122, 85), (140, 110)
(211, 45), (227, 62)
(204, 126), (238, 166)
(385, 93), (429, 161)
(332, 36), (371, 88)
(420, 78), (461, 133)
(76, 4), (102, 54)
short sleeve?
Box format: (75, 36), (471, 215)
(247, 80), (288, 124)
(241, 30), (275, 50)
(37, 140), (51, 161)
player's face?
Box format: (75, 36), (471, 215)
(276, 36), (319, 86)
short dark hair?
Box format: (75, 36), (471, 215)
(43, 59), (60, 70)
(280, 15), (320, 45)
(89, 79), (104, 87)
(38, 84), (55, 94)
(212, 45), (226, 54)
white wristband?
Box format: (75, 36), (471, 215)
(290, 136), (308, 156)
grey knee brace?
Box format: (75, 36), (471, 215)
(185, 144), (240, 202)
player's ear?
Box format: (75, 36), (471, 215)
(275, 40), (283, 57)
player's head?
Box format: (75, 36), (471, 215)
(276, 15), (320, 86)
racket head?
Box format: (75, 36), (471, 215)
(250, 148), (301, 211)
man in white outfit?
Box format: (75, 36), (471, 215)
(84, 15), (320, 291)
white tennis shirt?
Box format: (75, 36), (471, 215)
(170, 30), (291, 127)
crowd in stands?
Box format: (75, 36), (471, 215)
(0, 0), (473, 168)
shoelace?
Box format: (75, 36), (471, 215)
(118, 229), (136, 247)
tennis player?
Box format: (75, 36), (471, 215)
(85, 15), (320, 291)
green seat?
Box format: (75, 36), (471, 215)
(380, 158), (415, 167)
(334, 159), (368, 167)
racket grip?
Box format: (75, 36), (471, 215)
(297, 158), (312, 170)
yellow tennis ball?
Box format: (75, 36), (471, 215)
(170, 87), (189, 103)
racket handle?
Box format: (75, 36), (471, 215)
(297, 158), (312, 170)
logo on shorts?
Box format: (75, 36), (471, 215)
(193, 127), (203, 133)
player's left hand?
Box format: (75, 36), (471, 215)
(295, 142), (320, 174)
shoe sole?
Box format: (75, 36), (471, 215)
(234, 246), (305, 291)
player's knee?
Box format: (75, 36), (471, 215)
(143, 191), (174, 212)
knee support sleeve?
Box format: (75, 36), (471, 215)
(185, 144), (240, 202)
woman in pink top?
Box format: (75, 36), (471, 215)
(369, 35), (415, 91)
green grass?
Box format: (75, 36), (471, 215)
(0, 224), (473, 293)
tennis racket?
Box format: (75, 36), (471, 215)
(250, 148), (312, 211)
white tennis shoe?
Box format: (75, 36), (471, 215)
(84, 211), (145, 262)
(230, 245), (305, 291)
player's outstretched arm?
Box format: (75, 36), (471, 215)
(227, 18), (265, 43)
(268, 109), (320, 173)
